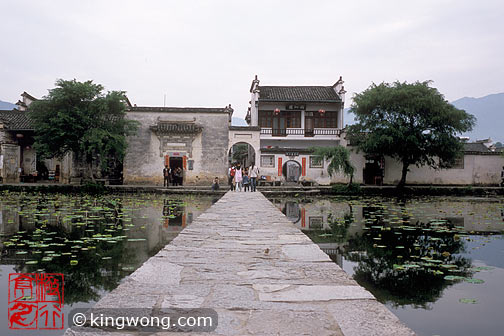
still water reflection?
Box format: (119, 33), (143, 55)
(0, 192), (216, 335)
(271, 196), (504, 336)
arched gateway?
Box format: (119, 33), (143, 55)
(228, 126), (261, 169)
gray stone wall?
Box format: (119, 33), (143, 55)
(1, 144), (20, 182)
(123, 111), (230, 185)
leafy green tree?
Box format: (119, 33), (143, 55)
(347, 81), (476, 187)
(230, 143), (251, 166)
(311, 146), (355, 184)
(28, 79), (138, 181)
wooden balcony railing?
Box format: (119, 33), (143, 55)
(260, 128), (341, 137)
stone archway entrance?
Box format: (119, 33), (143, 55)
(282, 160), (301, 182)
(228, 142), (256, 168)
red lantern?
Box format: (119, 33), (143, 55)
(273, 108), (281, 115)
(318, 109), (326, 116)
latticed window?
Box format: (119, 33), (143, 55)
(259, 111), (273, 128)
(259, 111), (300, 128)
(442, 156), (464, 169)
(310, 156), (323, 168)
(309, 111), (338, 128)
(261, 155), (275, 167)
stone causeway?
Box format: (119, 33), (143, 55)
(65, 191), (415, 335)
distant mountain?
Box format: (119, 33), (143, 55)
(232, 117), (248, 126)
(0, 100), (16, 110)
(451, 93), (504, 142)
(344, 93), (504, 142)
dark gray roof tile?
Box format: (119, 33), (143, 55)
(129, 106), (232, 113)
(0, 110), (33, 130)
(258, 86), (341, 102)
(463, 142), (491, 153)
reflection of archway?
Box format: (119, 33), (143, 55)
(282, 160), (301, 182)
(228, 142), (256, 168)
(282, 201), (300, 223)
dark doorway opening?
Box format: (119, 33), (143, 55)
(363, 156), (384, 185)
(169, 157), (184, 185)
(169, 157), (183, 170)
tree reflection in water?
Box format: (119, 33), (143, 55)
(0, 193), (213, 306)
(302, 200), (474, 308)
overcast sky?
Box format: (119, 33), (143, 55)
(0, 0), (502, 120)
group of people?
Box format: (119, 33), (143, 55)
(228, 163), (260, 192)
(163, 166), (184, 187)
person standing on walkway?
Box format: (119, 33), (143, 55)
(234, 163), (243, 191)
(242, 170), (250, 192)
(171, 167), (177, 186)
(228, 164), (236, 191)
(249, 163), (260, 192)
(163, 165), (171, 187)
(501, 166), (504, 187)
(175, 167), (183, 186)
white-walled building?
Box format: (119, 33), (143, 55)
(245, 75), (346, 184)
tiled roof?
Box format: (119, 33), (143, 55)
(258, 86), (341, 102)
(150, 122), (202, 134)
(129, 106), (232, 114)
(0, 110), (33, 130)
(463, 142), (491, 153)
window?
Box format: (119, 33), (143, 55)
(261, 155), (275, 167)
(308, 111), (338, 128)
(284, 111), (301, 128)
(259, 111), (301, 128)
(310, 156), (323, 168)
(259, 111), (273, 128)
(452, 157), (464, 169)
(441, 156), (464, 169)
(309, 217), (324, 229)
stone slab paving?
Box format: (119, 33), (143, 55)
(65, 191), (415, 336)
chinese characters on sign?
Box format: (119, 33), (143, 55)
(285, 104), (306, 110)
(8, 273), (64, 330)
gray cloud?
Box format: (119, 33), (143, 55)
(1, 0), (502, 119)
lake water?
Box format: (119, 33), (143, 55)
(0, 192), (217, 335)
(3, 191), (503, 336)
(269, 195), (504, 336)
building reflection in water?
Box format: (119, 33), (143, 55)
(269, 196), (503, 307)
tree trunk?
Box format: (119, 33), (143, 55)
(397, 161), (409, 188)
(348, 174), (353, 186)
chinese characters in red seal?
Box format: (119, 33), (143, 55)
(8, 273), (64, 330)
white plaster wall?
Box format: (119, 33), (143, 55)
(124, 111), (229, 185)
(258, 102), (342, 113)
(382, 154), (503, 185)
(257, 152), (357, 185)
(22, 148), (36, 174)
(228, 129), (261, 167)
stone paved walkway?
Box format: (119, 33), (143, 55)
(65, 191), (415, 336)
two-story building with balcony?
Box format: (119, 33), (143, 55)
(246, 75), (347, 184)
